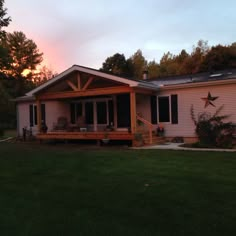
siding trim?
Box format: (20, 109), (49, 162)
(159, 79), (236, 91)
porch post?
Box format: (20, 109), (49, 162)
(36, 98), (42, 133)
(130, 91), (136, 133)
(112, 95), (117, 129)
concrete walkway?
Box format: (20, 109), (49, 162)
(0, 137), (14, 143)
(133, 142), (236, 152)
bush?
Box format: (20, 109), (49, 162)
(191, 105), (234, 148)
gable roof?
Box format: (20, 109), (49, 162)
(24, 65), (236, 99)
(26, 64), (158, 96)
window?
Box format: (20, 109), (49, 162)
(158, 95), (178, 124)
(70, 103), (82, 124)
(97, 101), (107, 124)
(85, 102), (94, 124)
(158, 96), (170, 122)
(29, 104), (46, 127)
(150, 96), (157, 124)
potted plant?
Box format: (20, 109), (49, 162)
(157, 124), (164, 136)
(102, 132), (110, 144)
(105, 122), (114, 131)
(41, 120), (48, 133)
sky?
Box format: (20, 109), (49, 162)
(5, 0), (236, 73)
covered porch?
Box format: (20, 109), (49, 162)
(32, 65), (158, 146)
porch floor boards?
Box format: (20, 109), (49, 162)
(37, 131), (133, 141)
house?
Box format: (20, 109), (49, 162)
(15, 65), (236, 146)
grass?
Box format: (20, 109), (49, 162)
(0, 129), (17, 140)
(0, 143), (236, 236)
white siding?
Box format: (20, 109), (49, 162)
(18, 102), (32, 136)
(17, 101), (70, 136)
(45, 101), (70, 132)
(136, 94), (151, 122)
(158, 83), (236, 138)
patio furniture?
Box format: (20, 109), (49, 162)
(53, 116), (68, 131)
(77, 116), (87, 131)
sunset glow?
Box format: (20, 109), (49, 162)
(6, 0), (236, 73)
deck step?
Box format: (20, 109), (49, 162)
(141, 132), (166, 145)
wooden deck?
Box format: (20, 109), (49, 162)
(37, 131), (134, 141)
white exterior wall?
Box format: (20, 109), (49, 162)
(136, 94), (151, 122)
(136, 94), (153, 132)
(17, 101), (70, 136)
(158, 83), (236, 138)
(45, 101), (70, 132)
(17, 102), (32, 136)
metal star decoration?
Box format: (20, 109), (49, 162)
(201, 92), (218, 108)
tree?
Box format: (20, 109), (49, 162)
(0, 31), (43, 78)
(147, 60), (159, 79)
(100, 53), (132, 77)
(0, 44), (11, 70)
(175, 49), (190, 75)
(200, 44), (236, 71)
(0, 0), (11, 37)
(129, 49), (147, 80)
(0, 77), (16, 128)
(159, 51), (178, 76)
(33, 65), (57, 85)
(0, 0), (11, 70)
(189, 40), (209, 73)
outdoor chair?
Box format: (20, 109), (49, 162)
(53, 116), (68, 131)
(77, 116), (87, 131)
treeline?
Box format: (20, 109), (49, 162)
(100, 40), (236, 80)
(0, 0), (55, 128)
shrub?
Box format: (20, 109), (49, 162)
(191, 105), (234, 148)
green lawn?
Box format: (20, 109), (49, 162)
(0, 143), (236, 236)
(0, 129), (17, 140)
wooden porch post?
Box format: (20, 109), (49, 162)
(112, 95), (117, 129)
(36, 99), (42, 133)
(130, 91), (136, 134)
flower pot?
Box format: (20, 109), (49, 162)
(102, 139), (110, 144)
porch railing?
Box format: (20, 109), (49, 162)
(136, 114), (155, 144)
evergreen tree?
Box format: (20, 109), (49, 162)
(100, 53), (132, 76)
(0, 0), (11, 37)
(0, 31), (43, 78)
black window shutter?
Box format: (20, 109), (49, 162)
(150, 96), (157, 124)
(29, 104), (34, 127)
(34, 105), (38, 125)
(41, 104), (46, 122)
(171, 94), (178, 124)
(70, 103), (75, 124)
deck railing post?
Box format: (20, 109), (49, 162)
(136, 114), (154, 145)
(130, 91), (136, 134)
